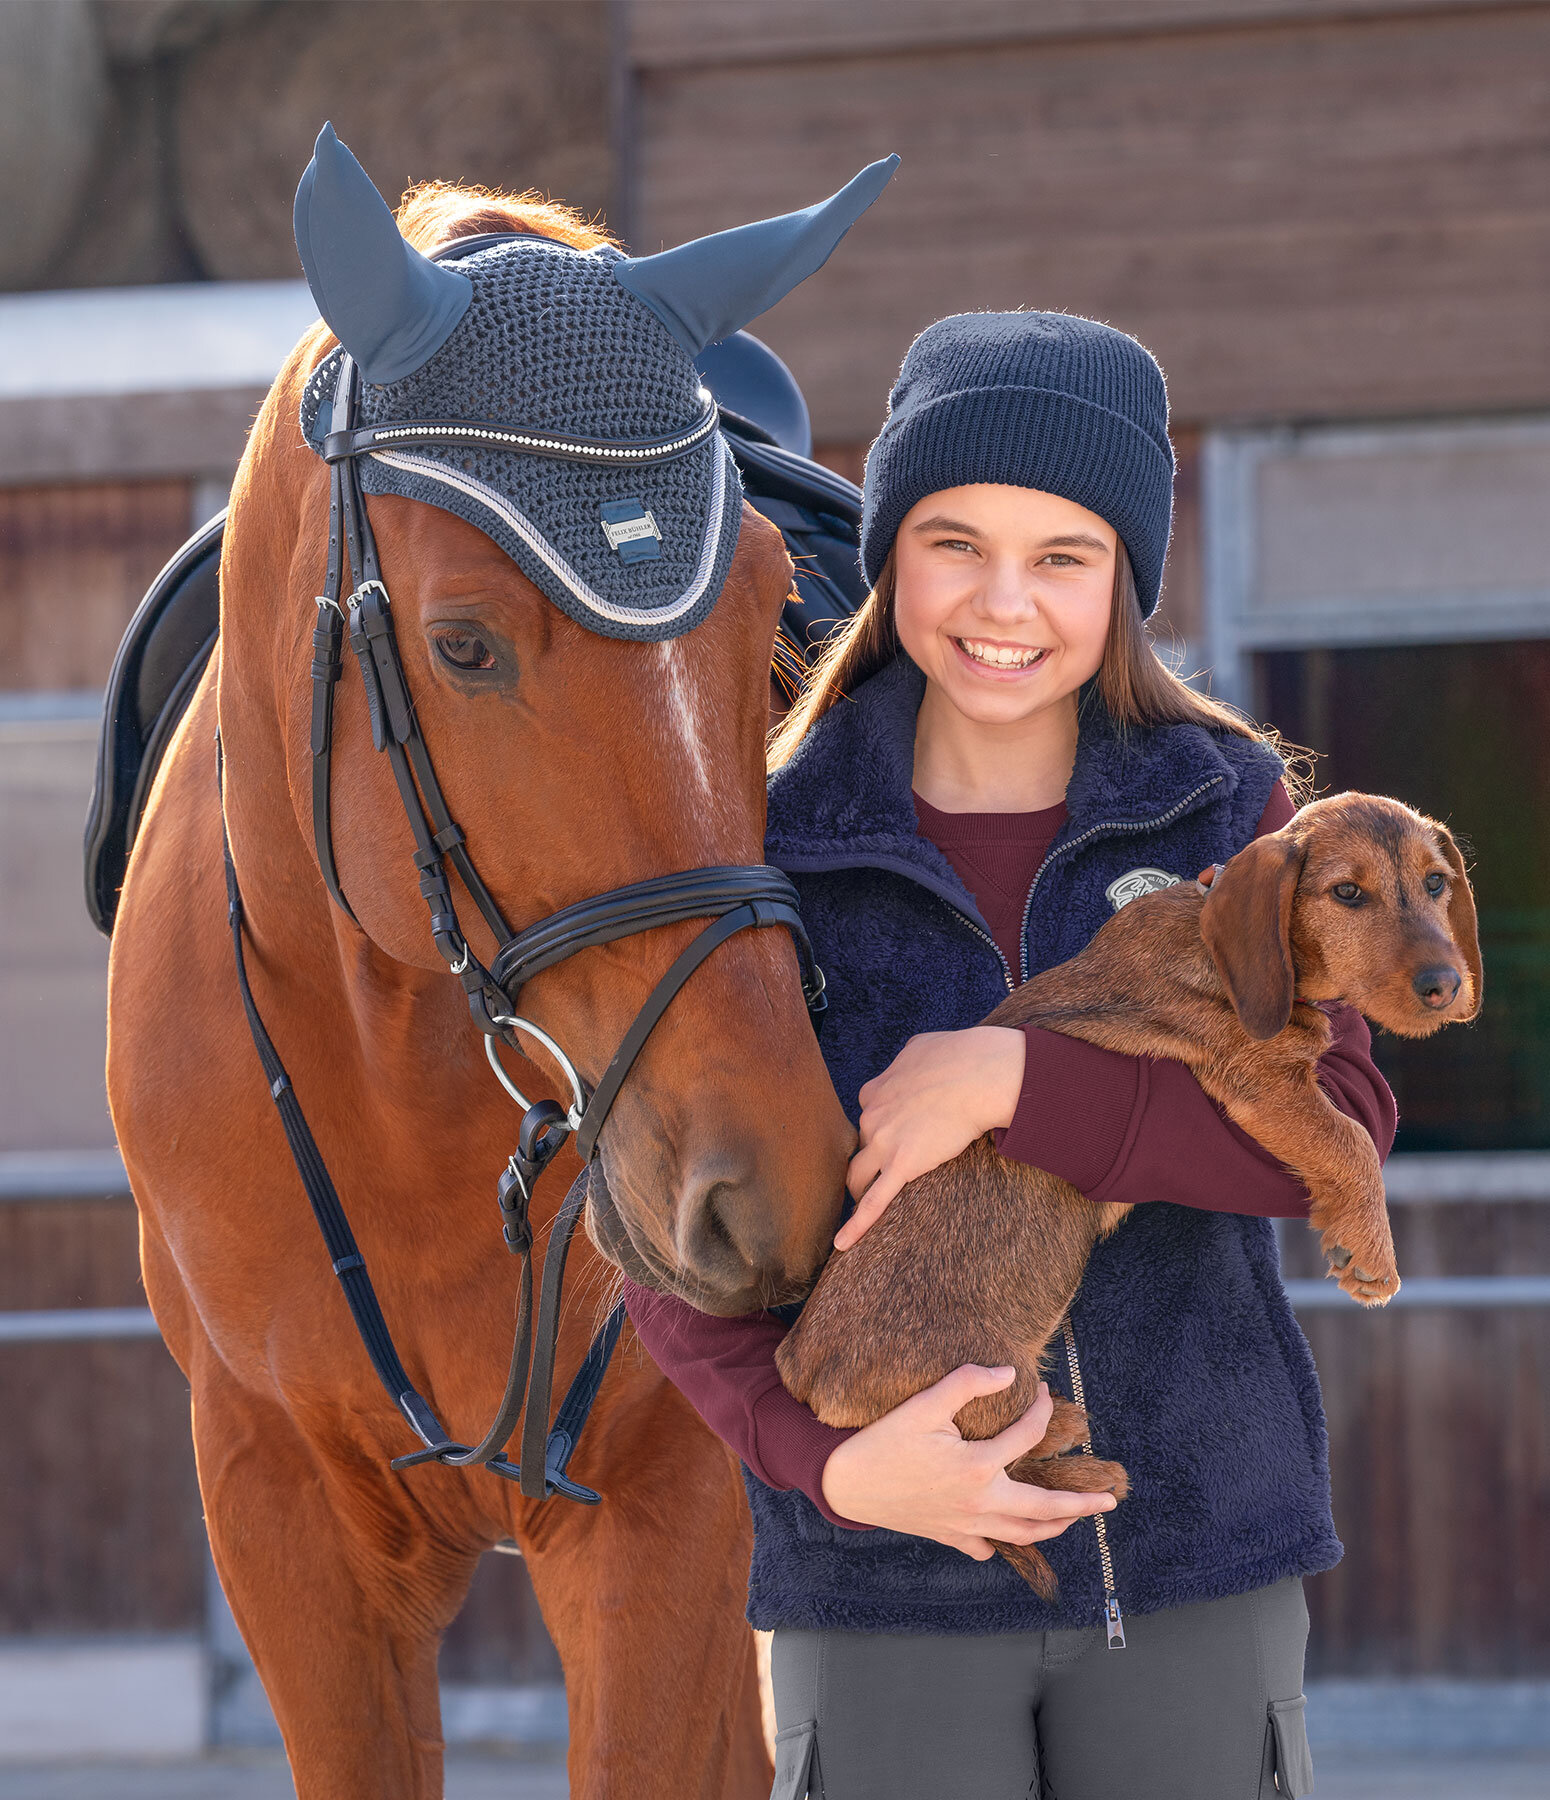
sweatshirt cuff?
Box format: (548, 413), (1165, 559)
(748, 1382), (873, 1531)
(993, 1025), (1144, 1196)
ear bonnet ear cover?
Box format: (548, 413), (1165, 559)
(294, 127), (898, 641)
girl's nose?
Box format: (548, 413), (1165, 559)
(973, 561), (1040, 624)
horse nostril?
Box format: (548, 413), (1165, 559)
(1413, 964), (1461, 1008)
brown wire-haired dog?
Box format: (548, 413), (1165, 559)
(776, 793), (1482, 1596)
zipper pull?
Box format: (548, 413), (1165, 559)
(1103, 1593), (1126, 1650)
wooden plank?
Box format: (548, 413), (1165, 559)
(0, 1336), (204, 1634)
(0, 721), (116, 1154)
(0, 1199), (141, 1311)
(1284, 1203), (1550, 1674)
(626, 0), (1506, 68)
(0, 390), (264, 486)
(634, 8), (1550, 436)
(0, 481), (193, 690)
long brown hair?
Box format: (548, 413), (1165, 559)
(769, 542), (1308, 802)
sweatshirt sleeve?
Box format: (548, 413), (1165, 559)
(621, 1276), (874, 1530)
(992, 782), (1398, 1218)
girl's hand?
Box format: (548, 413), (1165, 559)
(836, 1025), (1025, 1250)
(820, 1367), (1115, 1557)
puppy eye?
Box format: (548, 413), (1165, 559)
(1331, 881), (1364, 905)
(1425, 872), (1447, 897)
(434, 629), (496, 672)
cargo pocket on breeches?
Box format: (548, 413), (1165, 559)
(1263, 1695), (1314, 1797)
(771, 1718), (819, 1800)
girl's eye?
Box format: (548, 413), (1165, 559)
(935, 538), (976, 554)
(435, 630), (496, 672)
(1331, 881), (1363, 905)
(1041, 553), (1079, 566)
(1425, 872), (1447, 897)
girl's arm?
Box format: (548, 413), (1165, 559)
(621, 1278), (870, 1527)
(995, 1003), (1394, 1218)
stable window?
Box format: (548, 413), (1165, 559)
(1203, 420), (1550, 1152)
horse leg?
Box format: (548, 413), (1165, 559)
(519, 1364), (770, 1800)
(191, 1355), (478, 1800)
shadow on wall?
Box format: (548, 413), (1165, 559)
(0, 0), (615, 292)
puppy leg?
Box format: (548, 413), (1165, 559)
(1225, 1075), (1397, 1304)
(1020, 1395), (1090, 1460)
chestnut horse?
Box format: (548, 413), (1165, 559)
(106, 185), (851, 1798)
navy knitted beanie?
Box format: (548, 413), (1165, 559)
(861, 312), (1175, 617)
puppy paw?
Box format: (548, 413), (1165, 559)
(1022, 1396), (1091, 1461)
(1324, 1241), (1401, 1305)
(1007, 1448), (1129, 1500)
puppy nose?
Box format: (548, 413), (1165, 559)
(1414, 964), (1462, 1008)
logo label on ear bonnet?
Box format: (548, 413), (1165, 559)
(1106, 867), (1182, 911)
(600, 498), (662, 564)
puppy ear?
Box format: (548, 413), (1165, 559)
(1432, 823), (1484, 1021)
(1200, 831), (1304, 1040)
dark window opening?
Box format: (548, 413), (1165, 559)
(1257, 640), (1550, 1152)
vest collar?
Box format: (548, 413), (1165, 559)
(765, 653), (1249, 890)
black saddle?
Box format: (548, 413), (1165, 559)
(83, 422), (864, 937)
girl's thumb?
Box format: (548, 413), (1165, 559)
(924, 1363), (1017, 1418)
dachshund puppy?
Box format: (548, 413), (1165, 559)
(776, 793), (1482, 1595)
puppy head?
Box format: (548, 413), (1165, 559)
(1286, 794), (1481, 1037)
(1201, 793), (1482, 1041)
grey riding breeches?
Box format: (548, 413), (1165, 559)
(769, 1576), (1313, 1800)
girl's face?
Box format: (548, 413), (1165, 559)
(892, 484), (1116, 728)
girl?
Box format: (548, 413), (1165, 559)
(623, 311), (1394, 1799)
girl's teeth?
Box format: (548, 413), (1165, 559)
(958, 639), (1044, 668)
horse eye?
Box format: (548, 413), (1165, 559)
(1425, 871), (1447, 896)
(1332, 881), (1363, 905)
(435, 630), (496, 672)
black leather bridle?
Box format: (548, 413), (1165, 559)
(223, 282), (825, 1505)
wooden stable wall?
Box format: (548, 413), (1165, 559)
(1281, 1208), (1550, 1675)
(625, 0), (1550, 441)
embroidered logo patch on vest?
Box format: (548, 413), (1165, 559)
(1106, 866), (1183, 911)
(599, 497), (662, 564)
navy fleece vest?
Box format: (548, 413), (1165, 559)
(749, 655), (1342, 1635)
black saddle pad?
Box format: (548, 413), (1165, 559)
(82, 424), (865, 938)
(84, 511), (224, 935)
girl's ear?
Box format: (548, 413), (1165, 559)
(1199, 831), (1305, 1040)
(1432, 823), (1484, 1021)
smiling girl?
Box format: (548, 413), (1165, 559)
(623, 312), (1395, 1799)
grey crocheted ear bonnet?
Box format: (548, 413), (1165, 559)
(294, 125), (896, 642)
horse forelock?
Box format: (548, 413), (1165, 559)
(393, 181), (616, 257)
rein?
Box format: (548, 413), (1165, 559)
(223, 332), (825, 1505)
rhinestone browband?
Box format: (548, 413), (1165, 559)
(321, 400), (720, 469)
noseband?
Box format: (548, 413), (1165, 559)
(223, 335), (825, 1505)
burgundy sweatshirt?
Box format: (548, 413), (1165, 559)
(623, 782), (1397, 1527)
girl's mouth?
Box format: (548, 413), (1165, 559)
(952, 636), (1051, 675)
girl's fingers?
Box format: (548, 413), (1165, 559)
(976, 1514), (1092, 1546)
(844, 1144), (882, 1203)
(987, 1476), (1117, 1523)
(834, 1165), (913, 1246)
(947, 1536), (997, 1562)
(979, 1383), (1053, 1463)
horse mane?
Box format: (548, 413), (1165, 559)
(393, 181), (615, 255)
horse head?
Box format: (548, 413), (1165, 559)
(219, 128), (892, 1315)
